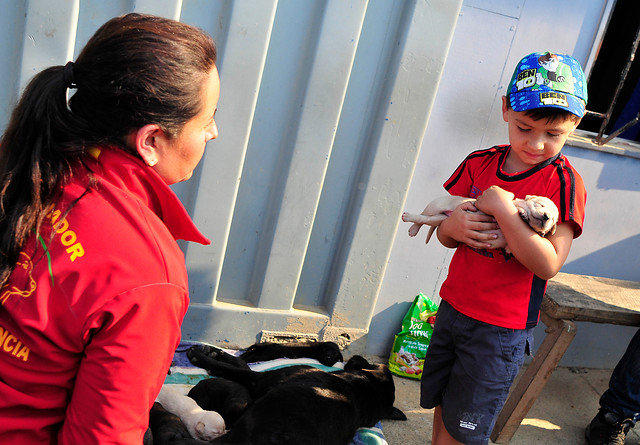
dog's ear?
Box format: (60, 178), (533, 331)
(385, 406), (407, 420)
(516, 205), (528, 221)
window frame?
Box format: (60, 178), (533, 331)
(571, 0), (640, 159)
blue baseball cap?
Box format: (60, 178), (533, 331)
(507, 51), (588, 117)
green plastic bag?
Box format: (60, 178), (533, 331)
(388, 293), (438, 379)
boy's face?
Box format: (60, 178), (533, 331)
(501, 96), (579, 173)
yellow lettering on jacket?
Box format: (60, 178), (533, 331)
(46, 209), (85, 262)
(0, 326), (30, 362)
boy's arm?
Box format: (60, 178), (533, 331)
(475, 186), (574, 279)
(436, 201), (501, 250)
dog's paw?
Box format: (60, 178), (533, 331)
(186, 346), (211, 368)
(408, 223), (421, 237)
(201, 344), (225, 358)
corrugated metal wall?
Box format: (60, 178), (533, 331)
(0, 0), (462, 351)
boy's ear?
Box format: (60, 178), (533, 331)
(501, 96), (509, 122)
(571, 117), (582, 133)
(133, 124), (163, 167)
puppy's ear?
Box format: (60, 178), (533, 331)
(385, 407), (407, 420)
(517, 206), (528, 221)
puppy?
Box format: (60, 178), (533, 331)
(239, 341), (343, 366)
(188, 378), (251, 428)
(148, 402), (212, 445)
(186, 346), (406, 445)
(156, 384), (226, 442)
(402, 194), (559, 245)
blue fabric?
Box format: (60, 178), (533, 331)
(611, 78), (640, 142)
(600, 328), (640, 422)
(352, 422), (387, 445)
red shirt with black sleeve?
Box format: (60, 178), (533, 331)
(439, 145), (586, 329)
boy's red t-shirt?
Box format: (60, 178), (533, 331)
(0, 147), (209, 444)
(440, 145), (586, 329)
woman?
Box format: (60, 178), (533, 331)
(0, 13), (219, 444)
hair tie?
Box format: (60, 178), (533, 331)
(63, 61), (77, 89)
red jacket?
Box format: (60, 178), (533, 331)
(0, 147), (210, 444)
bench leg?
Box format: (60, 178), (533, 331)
(490, 315), (577, 444)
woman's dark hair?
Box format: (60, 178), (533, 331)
(0, 13), (217, 286)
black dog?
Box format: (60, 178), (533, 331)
(187, 377), (251, 428)
(186, 346), (406, 445)
(239, 341), (343, 366)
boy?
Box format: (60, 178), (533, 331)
(419, 51), (588, 445)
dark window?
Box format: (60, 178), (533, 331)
(580, 0), (640, 144)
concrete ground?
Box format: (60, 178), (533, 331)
(381, 365), (640, 445)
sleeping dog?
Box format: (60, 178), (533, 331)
(148, 341), (346, 442)
(240, 340), (343, 367)
(203, 341), (344, 371)
(186, 346), (406, 445)
(187, 377), (250, 428)
(188, 341), (341, 428)
(402, 194), (559, 247)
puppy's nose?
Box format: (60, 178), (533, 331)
(542, 214), (549, 221)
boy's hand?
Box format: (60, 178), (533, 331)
(437, 201), (501, 249)
(474, 186), (517, 218)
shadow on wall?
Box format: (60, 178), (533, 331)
(563, 234), (640, 282)
(368, 300), (415, 358)
(563, 144), (640, 192)
(597, 155), (640, 192)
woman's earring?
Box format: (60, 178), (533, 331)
(148, 159), (158, 167)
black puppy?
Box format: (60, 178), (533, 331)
(240, 341), (343, 366)
(187, 346), (405, 445)
(187, 377), (251, 428)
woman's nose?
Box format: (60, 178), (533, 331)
(207, 121), (218, 141)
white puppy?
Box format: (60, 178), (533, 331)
(402, 195), (559, 246)
(156, 384), (226, 441)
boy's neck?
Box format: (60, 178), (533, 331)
(502, 147), (554, 174)
(503, 148), (529, 174)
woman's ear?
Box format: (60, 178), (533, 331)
(133, 124), (163, 167)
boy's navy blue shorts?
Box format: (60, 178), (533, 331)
(420, 300), (534, 445)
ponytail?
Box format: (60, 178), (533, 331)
(0, 13), (217, 287)
(0, 65), (87, 286)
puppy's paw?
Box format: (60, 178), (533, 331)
(408, 223), (421, 237)
(200, 344), (225, 359)
(186, 346), (211, 368)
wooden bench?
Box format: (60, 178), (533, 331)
(490, 272), (640, 443)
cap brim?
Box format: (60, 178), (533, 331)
(510, 89), (585, 117)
